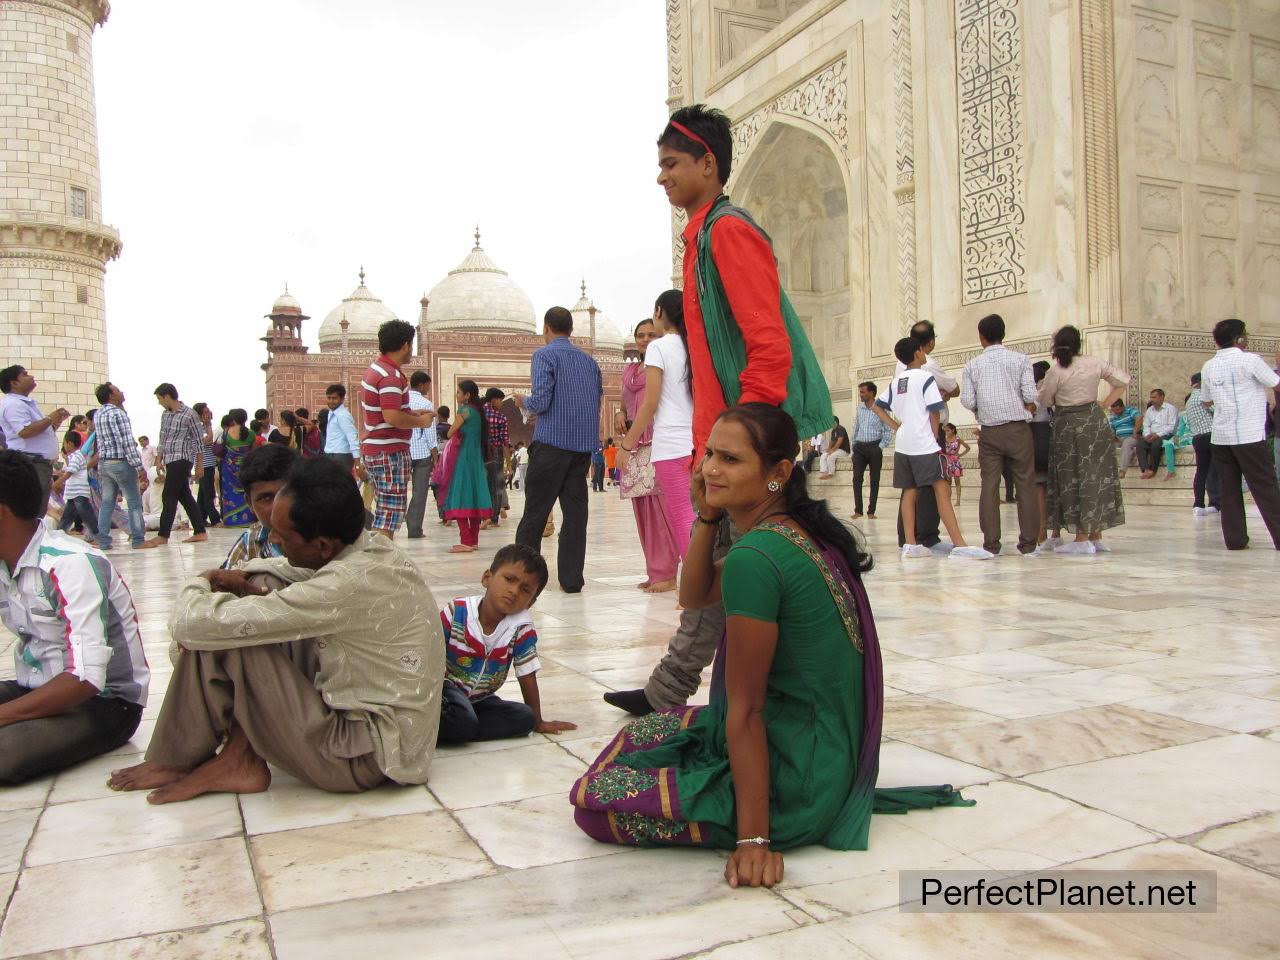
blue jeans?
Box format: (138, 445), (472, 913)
(97, 459), (145, 548)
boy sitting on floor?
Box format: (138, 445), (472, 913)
(438, 543), (577, 744)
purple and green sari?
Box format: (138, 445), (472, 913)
(571, 522), (972, 850)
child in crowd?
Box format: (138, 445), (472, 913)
(942, 423), (968, 505)
(438, 544), (577, 744)
(874, 337), (993, 561)
(603, 438), (618, 486)
(53, 430), (97, 538)
(590, 443), (606, 492)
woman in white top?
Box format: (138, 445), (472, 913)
(617, 289), (697, 562)
(1037, 325), (1130, 555)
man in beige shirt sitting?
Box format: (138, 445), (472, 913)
(109, 458), (443, 804)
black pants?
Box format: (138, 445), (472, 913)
(437, 684), (535, 745)
(1138, 434), (1169, 473)
(406, 455), (433, 536)
(196, 466), (221, 525)
(591, 462), (605, 491)
(486, 459), (505, 522)
(1213, 441), (1280, 550)
(515, 442), (591, 592)
(1001, 460), (1016, 501)
(158, 459), (206, 539)
(898, 482), (941, 548)
(802, 450), (819, 473)
(0, 682), (142, 784)
(1192, 433), (1220, 509)
(851, 442), (883, 514)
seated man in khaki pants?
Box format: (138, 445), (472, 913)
(109, 457), (443, 804)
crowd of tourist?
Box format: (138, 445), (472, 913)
(1, 101), (1279, 896)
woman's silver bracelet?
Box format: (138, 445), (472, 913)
(736, 836), (770, 847)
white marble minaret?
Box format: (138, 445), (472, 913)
(0, 0), (121, 413)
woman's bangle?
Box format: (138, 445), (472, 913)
(736, 837), (770, 846)
(621, 444), (634, 453)
(696, 513), (722, 525)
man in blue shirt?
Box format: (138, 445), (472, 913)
(323, 383), (361, 475)
(850, 380), (894, 518)
(1108, 398), (1140, 477)
(514, 306), (603, 593)
(0, 365), (69, 513)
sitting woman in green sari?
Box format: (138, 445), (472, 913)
(571, 403), (971, 887)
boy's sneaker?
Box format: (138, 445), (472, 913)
(1193, 506), (1206, 517)
(1205, 505), (1220, 514)
(901, 544), (933, 559)
(950, 546), (995, 560)
(1092, 541), (1112, 553)
(1054, 540), (1096, 555)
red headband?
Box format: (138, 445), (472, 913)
(670, 120), (713, 157)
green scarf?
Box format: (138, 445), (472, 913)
(694, 195), (833, 439)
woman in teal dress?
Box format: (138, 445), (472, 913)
(571, 403), (971, 888)
(215, 408), (256, 527)
(442, 379), (492, 552)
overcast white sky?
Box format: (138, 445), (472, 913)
(95, 0), (672, 438)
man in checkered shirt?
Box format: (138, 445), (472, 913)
(1200, 318), (1280, 550)
(960, 313), (1040, 555)
(140, 383), (208, 548)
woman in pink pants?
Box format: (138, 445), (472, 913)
(617, 290), (695, 565)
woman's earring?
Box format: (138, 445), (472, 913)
(767, 480), (781, 493)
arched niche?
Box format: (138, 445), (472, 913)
(732, 120), (852, 392)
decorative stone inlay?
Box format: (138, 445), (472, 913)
(731, 57), (849, 164)
(891, 0), (918, 327)
(1257, 198), (1280, 242)
(955, 0), (1027, 304)
(2, 0), (109, 28)
(666, 0), (685, 108)
(1122, 329), (1279, 404)
(1080, 0), (1121, 326)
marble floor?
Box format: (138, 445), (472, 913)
(1, 487), (1278, 959)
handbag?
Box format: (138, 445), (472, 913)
(618, 442), (656, 500)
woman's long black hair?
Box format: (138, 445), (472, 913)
(457, 379), (489, 455)
(654, 289), (693, 396)
(1051, 325), (1082, 368)
(717, 403), (872, 575)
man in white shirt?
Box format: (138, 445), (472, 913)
(1136, 388), (1179, 479)
(959, 313), (1039, 555)
(0, 451), (148, 783)
(406, 371), (437, 539)
(0, 365), (69, 513)
(1200, 318), (1280, 550)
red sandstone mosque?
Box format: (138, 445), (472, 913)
(261, 230), (633, 445)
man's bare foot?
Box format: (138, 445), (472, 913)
(108, 760), (188, 792)
(818, 473), (833, 480)
(643, 579), (677, 593)
(500, 508), (508, 519)
(636, 580), (651, 591)
(138, 537), (168, 549)
(147, 733), (270, 805)
(1140, 470), (1155, 479)
(1119, 469), (1128, 478)
(182, 532), (208, 543)
(448, 544), (478, 553)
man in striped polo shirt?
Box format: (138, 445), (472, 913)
(360, 320), (435, 536)
(0, 451), (148, 783)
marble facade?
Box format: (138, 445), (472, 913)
(668, 0), (1280, 422)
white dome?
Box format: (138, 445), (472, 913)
(269, 287), (303, 317)
(425, 229), (537, 334)
(570, 281), (625, 350)
(318, 269), (399, 348)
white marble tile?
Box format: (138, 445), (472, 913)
(15, 919), (272, 960)
(426, 742), (587, 809)
(0, 838), (261, 957)
(249, 810), (494, 913)
(781, 853), (991, 920)
(268, 874), (572, 960)
(925, 681), (1093, 720)
(901, 780), (1157, 870)
(1192, 811), (1280, 877)
(898, 704), (1227, 778)
(689, 924), (874, 959)
(1025, 735), (1280, 837)
(1121, 689), (1280, 733)
(935, 650), (1079, 680)
(880, 695), (1003, 737)
(27, 792), (241, 866)
(46, 752), (143, 805)
(0, 776), (52, 812)
(882, 659), (993, 694)
(503, 850), (802, 960)
(238, 775), (440, 835)
(0, 808), (39, 874)
(875, 740), (1001, 789)
(454, 792), (630, 869)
